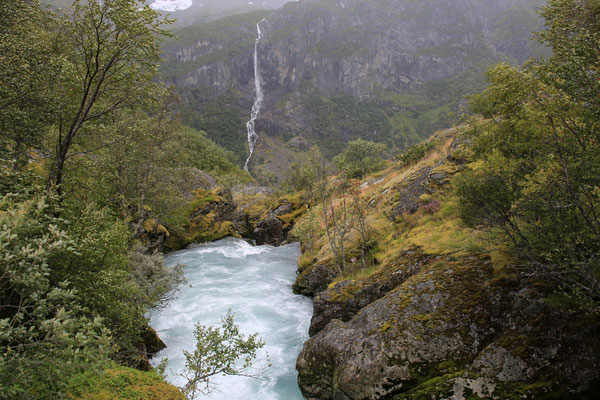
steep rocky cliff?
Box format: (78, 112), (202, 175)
(287, 127), (600, 399)
(162, 0), (547, 182)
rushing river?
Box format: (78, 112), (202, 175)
(150, 237), (312, 399)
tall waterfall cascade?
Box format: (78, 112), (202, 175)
(244, 20), (266, 171)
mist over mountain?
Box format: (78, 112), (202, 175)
(148, 0), (294, 27)
(43, 0), (293, 26)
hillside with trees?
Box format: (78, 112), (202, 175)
(1, 0), (600, 399)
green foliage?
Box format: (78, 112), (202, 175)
(181, 94), (248, 162)
(51, 204), (144, 361)
(333, 139), (387, 179)
(0, 0), (58, 166)
(457, 0), (600, 308)
(0, 194), (110, 399)
(44, 0), (172, 197)
(282, 146), (324, 192)
(291, 206), (323, 253)
(180, 310), (266, 399)
(128, 246), (185, 311)
(49, 203), (184, 365)
(66, 364), (185, 400)
(396, 141), (434, 166)
(303, 93), (393, 158)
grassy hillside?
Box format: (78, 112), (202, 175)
(289, 125), (600, 398)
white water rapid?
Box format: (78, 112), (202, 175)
(244, 20), (266, 171)
(150, 237), (312, 399)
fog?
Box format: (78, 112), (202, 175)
(44, 1), (295, 27)
(147, 0), (293, 26)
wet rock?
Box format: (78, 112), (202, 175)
(293, 264), (338, 297)
(297, 259), (501, 399)
(254, 215), (284, 246)
(141, 325), (167, 357)
(297, 254), (600, 399)
(309, 248), (431, 336)
(253, 196), (307, 246)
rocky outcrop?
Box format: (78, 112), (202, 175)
(309, 248), (431, 336)
(164, 187), (248, 251)
(254, 194), (307, 245)
(296, 256), (600, 399)
(134, 325), (167, 371)
(254, 215), (285, 246)
(293, 263), (339, 297)
(390, 160), (454, 219)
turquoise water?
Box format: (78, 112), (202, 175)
(150, 237), (312, 399)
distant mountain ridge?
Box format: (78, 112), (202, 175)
(162, 0), (547, 184)
(43, 0), (292, 27)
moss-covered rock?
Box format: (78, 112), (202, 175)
(254, 192), (307, 246)
(67, 365), (184, 400)
(309, 248), (432, 336)
(164, 187), (245, 251)
(293, 127), (600, 399)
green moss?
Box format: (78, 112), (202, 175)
(277, 205), (308, 230)
(384, 360), (470, 400)
(142, 219), (157, 233)
(67, 365), (184, 400)
(490, 380), (577, 400)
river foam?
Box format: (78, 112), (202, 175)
(150, 237), (312, 399)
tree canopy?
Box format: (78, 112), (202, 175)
(457, 0), (600, 308)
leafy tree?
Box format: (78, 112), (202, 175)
(45, 0), (171, 199)
(396, 141), (434, 166)
(314, 166), (355, 273)
(348, 179), (373, 271)
(49, 202), (184, 366)
(180, 310), (266, 399)
(283, 146), (324, 193)
(457, 0), (600, 308)
(333, 139), (387, 179)
(0, 0), (58, 168)
(0, 193), (110, 399)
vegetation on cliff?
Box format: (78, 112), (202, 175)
(457, 0), (600, 309)
(159, 0), (549, 184)
(287, 1), (600, 397)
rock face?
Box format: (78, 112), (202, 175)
(259, 0), (540, 98)
(162, 0), (546, 181)
(254, 215), (284, 246)
(296, 250), (600, 400)
(254, 195), (307, 245)
(291, 128), (600, 399)
(308, 248), (431, 336)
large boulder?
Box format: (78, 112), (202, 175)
(309, 248), (431, 336)
(253, 195), (307, 246)
(296, 255), (600, 399)
(254, 215), (285, 246)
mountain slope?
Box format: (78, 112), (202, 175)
(162, 0), (547, 183)
(287, 126), (600, 399)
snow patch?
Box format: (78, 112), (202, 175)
(150, 0), (193, 12)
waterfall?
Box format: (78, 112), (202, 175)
(244, 20), (266, 171)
